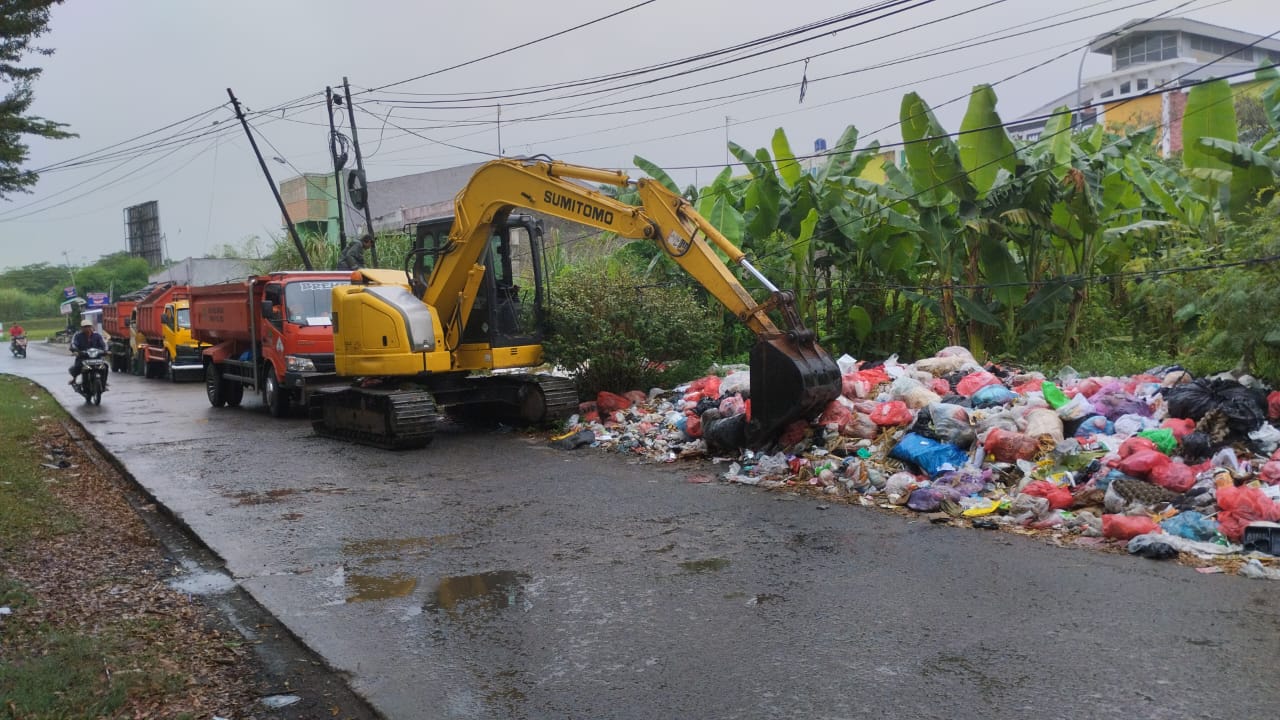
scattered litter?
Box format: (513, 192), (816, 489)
(260, 694), (302, 708)
(557, 346), (1280, 578)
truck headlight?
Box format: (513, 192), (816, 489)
(285, 355), (316, 372)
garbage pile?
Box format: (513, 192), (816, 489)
(555, 347), (1280, 578)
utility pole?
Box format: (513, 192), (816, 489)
(724, 116), (732, 167)
(226, 88), (312, 270)
(497, 104), (502, 156)
(341, 77), (378, 266)
(325, 86), (348, 255)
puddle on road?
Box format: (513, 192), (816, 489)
(168, 570), (237, 595)
(344, 534), (458, 559)
(346, 572), (418, 603)
(224, 485), (348, 506)
(423, 570), (529, 616)
(679, 558), (730, 574)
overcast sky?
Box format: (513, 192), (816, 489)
(0, 0), (1270, 271)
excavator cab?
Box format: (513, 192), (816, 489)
(408, 212), (548, 352)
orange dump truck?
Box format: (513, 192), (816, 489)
(132, 283), (204, 380)
(190, 271), (351, 416)
(102, 292), (144, 373)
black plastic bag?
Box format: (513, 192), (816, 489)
(1164, 378), (1266, 435)
(1181, 431), (1213, 462)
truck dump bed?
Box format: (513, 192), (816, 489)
(189, 280), (260, 345)
(101, 301), (137, 338)
(135, 284), (188, 340)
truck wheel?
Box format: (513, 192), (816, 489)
(263, 371), (289, 418)
(224, 380), (244, 407)
(206, 363), (226, 408)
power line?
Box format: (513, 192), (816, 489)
(359, 0), (662, 95)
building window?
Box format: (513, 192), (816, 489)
(1189, 34), (1246, 59)
(1114, 32), (1178, 69)
(1120, 81), (1131, 94)
(1136, 78), (1148, 91)
(1101, 89), (1115, 98)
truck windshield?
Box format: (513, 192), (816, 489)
(284, 280), (343, 326)
(176, 307), (191, 329)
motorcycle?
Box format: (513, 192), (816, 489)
(9, 335), (26, 358)
(73, 347), (110, 405)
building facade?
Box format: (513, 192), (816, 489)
(1008, 17), (1280, 154)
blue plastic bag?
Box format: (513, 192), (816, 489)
(971, 385), (1018, 408)
(1160, 511), (1219, 542)
(1074, 414), (1114, 439)
(890, 433), (971, 478)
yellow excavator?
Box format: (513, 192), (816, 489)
(311, 157), (841, 449)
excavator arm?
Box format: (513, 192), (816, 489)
(431, 158), (840, 444)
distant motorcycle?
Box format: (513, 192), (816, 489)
(9, 335), (26, 358)
(73, 347), (109, 405)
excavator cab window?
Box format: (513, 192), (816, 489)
(410, 218), (454, 299)
(460, 213), (546, 348)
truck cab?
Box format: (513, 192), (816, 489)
(160, 299), (205, 380)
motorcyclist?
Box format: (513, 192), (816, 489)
(8, 322), (24, 354)
(68, 319), (106, 386)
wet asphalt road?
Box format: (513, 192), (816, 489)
(5, 341), (1279, 719)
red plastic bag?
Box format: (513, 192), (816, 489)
(597, 391), (633, 414)
(688, 375), (721, 398)
(624, 390), (648, 407)
(1216, 484), (1280, 541)
(684, 412), (703, 438)
(1102, 514), (1160, 540)
(1118, 449), (1171, 479)
(1076, 377), (1104, 398)
(1118, 436), (1158, 458)
(956, 371), (1001, 397)
(1160, 417), (1196, 441)
(930, 378), (952, 396)
(983, 428), (1040, 463)
(855, 367), (891, 390)
(870, 400), (912, 426)
(1148, 462), (1195, 493)
(1022, 481), (1074, 510)
(1268, 390), (1280, 420)
(819, 400), (853, 431)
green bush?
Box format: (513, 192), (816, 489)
(543, 258), (718, 398)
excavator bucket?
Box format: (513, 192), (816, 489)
(745, 335), (842, 446)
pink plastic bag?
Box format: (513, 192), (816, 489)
(1160, 417), (1196, 441)
(1102, 514), (1160, 540)
(956, 371), (1001, 397)
(930, 377), (952, 396)
(1259, 460), (1280, 485)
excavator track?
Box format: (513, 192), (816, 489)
(310, 385), (439, 450)
(432, 373), (580, 426)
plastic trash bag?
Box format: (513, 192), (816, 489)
(914, 354), (967, 377)
(1056, 394), (1095, 422)
(1160, 417), (1196, 441)
(1165, 378), (1267, 435)
(1021, 480), (1074, 510)
(983, 427), (1041, 463)
(1181, 431), (1213, 461)
(1148, 461), (1195, 493)
(1041, 381), (1068, 409)
(930, 403), (975, 448)
(1249, 423), (1280, 456)
(970, 384), (1018, 408)
(891, 375), (942, 409)
(1127, 533), (1179, 559)
(906, 487), (944, 512)
(871, 400), (913, 426)
(1102, 514), (1160, 540)
(1118, 449), (1171, 479)
(1024, 408), (1065, 443)
(890, 433), (971, 477)
(1160, 511), (1219, 541)
(836, 353), (858, 375)
(957, 370), (1001, 397)
(1113, 413), (1157, 437)
(1073, 415), (1114, 439)
(884, 471), (917, 505)
(1216, 484), (1280, 541)
(1136, 428), (1177, 455)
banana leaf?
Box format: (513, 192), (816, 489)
(958, 84), (1016, 196)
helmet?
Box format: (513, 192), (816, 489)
(80, 318), (93, 327)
